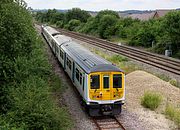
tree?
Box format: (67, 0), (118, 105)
(98, 15), (118, 39)
(0, 0), (36, 112)
(65, 8), (90, 23)
(96, 10), (120, 21)
(66, 19), (81, 31)
(162, 11), (180, 57)
(50, 12), (65, 24)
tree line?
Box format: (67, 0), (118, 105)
(0, 0), (71, 129)
(35, 8), (180, 58)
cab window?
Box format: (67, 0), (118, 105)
(90, 75), (100, 89)
(113, 74), (122, 88)
(103, 75), (109, 89)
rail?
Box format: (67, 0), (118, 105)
(93, 116), (126, 130)
(57, 28), (180, 75)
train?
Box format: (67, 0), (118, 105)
(41, 25), (125, 116)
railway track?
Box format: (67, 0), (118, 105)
(93, 116), (126, 130)
(57, 28), (180, 75)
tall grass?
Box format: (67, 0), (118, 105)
(165, 105), (180, 128)
(141, 91), (162, 110)
(93, 49), (138, 74)
(107, 55), (128, 63)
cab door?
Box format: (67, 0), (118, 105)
(101, 74), (111, 100)
(112, 73), (124, 99)
(89, 74), (101, 100)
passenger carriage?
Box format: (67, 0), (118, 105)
(41, 25), (125, 116)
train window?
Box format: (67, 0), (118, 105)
(60, 50), (62, 59)
(69, 60), (71, 70)
(66, 58), (71, 70)
(80, 73), (82, 85)
(56, 45), (58, 53)
(76, 68), (79, 81)
(83, 77), (84, 91)
(66, 57), (69, 65)
(60, 50), (64, 59)
(90, 75), (100, 89)
(103, 75), (109, 89)
(113, 74), (122, 88)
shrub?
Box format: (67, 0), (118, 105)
(107, 55), (128, 64)
(169, 79), (178, 87)
(5, 76), (71, 129)
(98, 15), (118, 39)
(165, 105), (180, 128)
(66, 19), (81, 31)
(56, 21), (64, 28)
(0, 1), (72, 129)
(141, 91), (162, 110)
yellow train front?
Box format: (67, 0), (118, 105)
(41, 25), (125, 116)
(87, 65), (125, 116)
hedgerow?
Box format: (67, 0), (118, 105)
(0, 0), (72, 129)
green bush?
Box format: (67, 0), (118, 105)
(66, 19), (81, 31)
(65, 8), (90, 23)
(0, 1), (72, 129)
(165, 105), (180, 128)
(98, 15), (118, 39)
(4, 76), (71, 129)
(141, 91), (162, 110)
(107, 55), (128, 64)
(169, 79), (178, 87)
(56, 21), (64, 28)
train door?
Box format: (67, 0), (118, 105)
(112, 73), (124, 99)
(101, 73), (111, 100)
(89, 74), (101, 100)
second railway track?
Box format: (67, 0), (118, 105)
(57, 28), (180, 75)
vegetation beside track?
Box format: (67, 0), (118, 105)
(165, 104), (180, 128)
(91, 49), (138, 74)
(140, 91), (180, 128)
(0, 0), (72, 129)
(35, 8), (180, 58)
(141, 91), (162, 110)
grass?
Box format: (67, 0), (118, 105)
(92, 49), (138, 74)
(154, 73), (180, 88)
(165, 104), (180, 128)
(169, 79), (179, 88)
(141, 91), (162, 110)
(109, 36), (129, 44)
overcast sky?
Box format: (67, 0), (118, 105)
(25, 0), (180, 11)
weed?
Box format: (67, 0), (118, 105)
(107, 55), (128, 63)
(165, 104), (180, 128)
(155, 74), (179, 88)
(141, 91), (162, 110)
(169, 79), (178, 87)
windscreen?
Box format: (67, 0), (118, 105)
(90, 75), (100, 89)
(103, 75), (109, 89)
(113, 74), (122, 88)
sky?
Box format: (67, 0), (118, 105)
(25, 0), (180, 11)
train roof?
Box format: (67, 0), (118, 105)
(54, 35), (72, 46)
(43, 25), (61, 36)
(61, 41), (123, 74)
